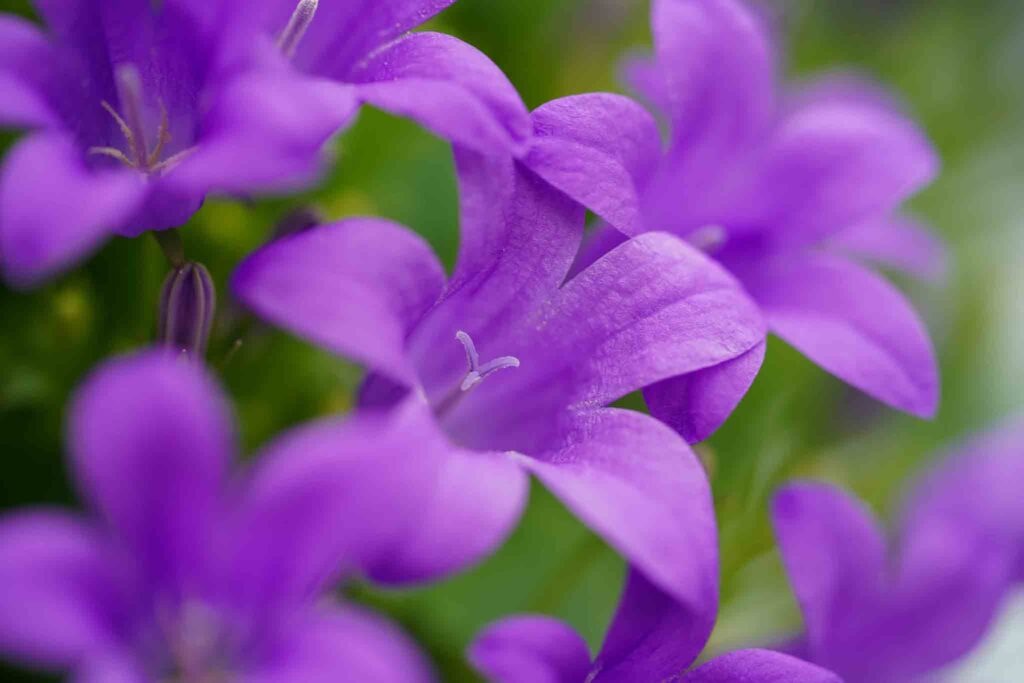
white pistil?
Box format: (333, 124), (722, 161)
(689, 224), (727, 253)
(455, 330), (520, 391)
(277, 0), (318, 59)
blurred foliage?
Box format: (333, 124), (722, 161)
(1, 0), (1022, 681)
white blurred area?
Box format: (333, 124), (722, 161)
(944, 589), (1024, 682)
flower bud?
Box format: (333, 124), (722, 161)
(158, 262), (215, 358)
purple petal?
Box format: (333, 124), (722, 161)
(71, 652), (146, 683)
(0, 133), (144, 287)
(680, 649), (841, 683)
(525, 94), (662, 234)
(644, 340), (766, 443)
(520, 409), (718, 614)
(0, 510), (122, 669)
(651, 0), (775, 160)
(221, 409), (440, 612)
(436, 231), (765, 453)
(748, 95), (938, 247)
(771, 483), (887, 653)
(350, 33), (531, 155)
(469, 616), (592, 683)
(364, 400), (530, 585)
(233, 217), (446, 387)
(254, 0), (456, 80)
(170, 58), (359, 197)
(748, 253), (938, 417)
(69, 351), (234, 594)
(246, 606), (434, 683)
(593, 569), (713, 683)
(827, 215), (948, 283)
(0, 15), (58, 127)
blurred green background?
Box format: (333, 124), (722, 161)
(1, 0), (1022, 680)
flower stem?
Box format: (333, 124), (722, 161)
(153, 229), (186, 268)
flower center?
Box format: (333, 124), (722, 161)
(432, 330), (520, 418)
(277, 0), (318, 59)
(688, 224), (727, 253)
(89, 64), (194, 176)
(152, 601), (234, 683)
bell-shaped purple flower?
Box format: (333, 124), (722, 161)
(0, 352), (437, 682)
(520, 0), (944, 435)
(232, 147), (766, 615)
(771, 420), (1024, 682)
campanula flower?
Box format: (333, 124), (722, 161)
(469, 572), (840, 682)
(522, 0), (943, 437)
(0, 0), (527, 287)
(0, 352), (437, 682)
(232, 149), (765, 612)
(772, 420), (1024, 683)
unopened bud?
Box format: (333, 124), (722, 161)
(158, 262), (215, 358)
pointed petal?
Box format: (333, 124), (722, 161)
(651, 0), (775, 156)
(245, 606), (433, 683)
(828, 215), (948, 283)
(681, 649), (841, 683)
(233, 217), (445, 387)
(0, 510), (121, 669)
(593, 569), (712, 683)
(0, 133), (144, 287)
(364, 401), (529, 585)
(771, 483), (887, 652)
(223, 409), (439, 611)
(644, 340), (766, 443)
(519, 409), (718, 615)
(351, 33), (531, 155)
(750, 253), (938, 417)
(439, 231), (765, 453)
(259, 0), (456, 80)
(0, 15), (58, 127)
(525, 94), (662, 234)
(171, 62), (358, 196)
(750, 96), (938, 247)
(469, 616), (592, 683)
(69, 352), (234, 594)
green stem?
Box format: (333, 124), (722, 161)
(153, 229), (186, 268)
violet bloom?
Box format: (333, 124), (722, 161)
(523, 0), (943, 436)
(0, 0), (526, 287)
(772, 420), (1024, 683)
(232, 149), (765, 614)
(0, 352), (438, 682)
(469, 571), (840, 682)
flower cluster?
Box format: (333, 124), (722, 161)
(0, 0), (1019, 682)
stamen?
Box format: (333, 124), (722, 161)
(454, 330), (520, 391)
(114, 65), (150, 167)
(88, 146), (135, 167)
(277, 0), (318, 59)
(149, 147), (195, 176)
(100, 100), (138, 161)
(146, 101), (172, 167)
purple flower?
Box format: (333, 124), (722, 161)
(232, 149), (765, 610)
(468, 572), (840, 682)
(522, 0), (943, 432)
(771, 420), (1024, 683)
(0, 351), (437, 682)
(0, 0), (527, 287)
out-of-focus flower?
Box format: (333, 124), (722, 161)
(232, 148), (765, 613)
(0, 352), (436, 682)
(0, 0), (528, 287)
(771, 420), (1024, 683)
(469, 572), (840, 682)
(522, 0), (943, 437)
